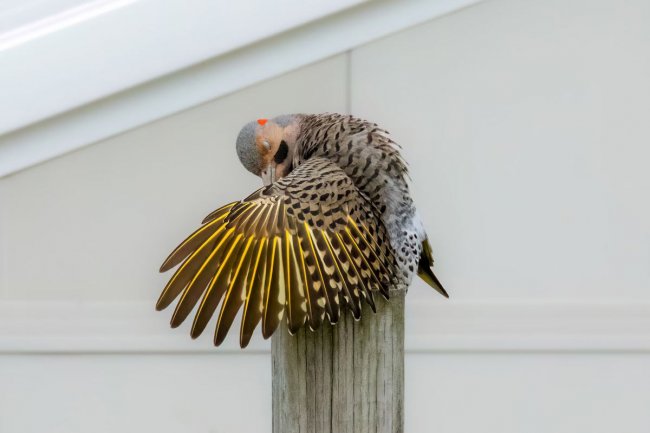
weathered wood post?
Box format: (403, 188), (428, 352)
(272, 290), (405, 433)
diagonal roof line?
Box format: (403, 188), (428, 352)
(0, 0), (484, 178)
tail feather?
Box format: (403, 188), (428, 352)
(417, 239), (448, 298)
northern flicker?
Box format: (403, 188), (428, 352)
(157, 113), (447, 348)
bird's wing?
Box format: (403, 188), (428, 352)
(157, 157), (397, 348)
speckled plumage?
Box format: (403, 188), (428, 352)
(157, 113), (446, 348)
(295, 113), (423, 286)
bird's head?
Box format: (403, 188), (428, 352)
(236, 114), (300, 186)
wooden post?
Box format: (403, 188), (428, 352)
(272, 290), (405, 433)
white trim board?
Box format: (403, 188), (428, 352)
(2, 300), (649, 354)
(0, 0), (369, 133)
(0, 0), (485, 178)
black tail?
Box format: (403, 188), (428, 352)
(417, 238), (448, 298)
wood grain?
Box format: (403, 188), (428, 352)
(272, 290), (405, 433)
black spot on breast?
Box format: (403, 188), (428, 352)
(274, 141), (289, 163)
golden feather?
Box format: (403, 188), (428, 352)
(158, 158), (394, 347)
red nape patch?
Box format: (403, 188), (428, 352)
(257, 118), (268, 126)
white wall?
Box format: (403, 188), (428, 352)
(1, 0), (649, 432)
(351, 0), (650, 302)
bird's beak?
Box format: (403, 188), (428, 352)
(261, 165), (276, 186)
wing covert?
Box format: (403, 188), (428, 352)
(157, 157), (396, 347)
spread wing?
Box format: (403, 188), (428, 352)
(156, 157), (397, 348)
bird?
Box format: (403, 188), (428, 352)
(156, 113), (447, 348)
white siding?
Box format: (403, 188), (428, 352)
(1, 0), (649, 432)
(0, 354), (271, 433)
(407, 353), (650, 433)
(350, 0), (650, 302)
(0, 55), (348, 301)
